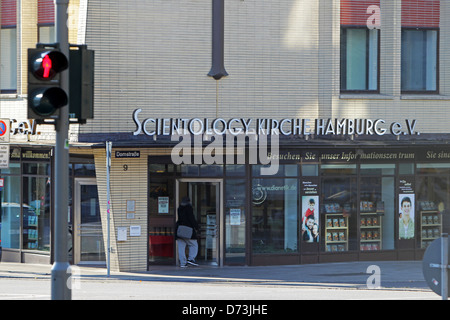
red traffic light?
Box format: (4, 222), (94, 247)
(29, 49), (68, 80)
(42, 55), (52, 78)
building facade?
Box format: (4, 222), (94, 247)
(2, 0), (450, 271)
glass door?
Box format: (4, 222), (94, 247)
(74, 178), (105, 265)
(176, 179), (222, 266)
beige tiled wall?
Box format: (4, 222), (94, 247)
(80, 0), (450, 136)
(93, 147), (172, 272)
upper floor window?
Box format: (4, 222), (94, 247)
(341, 27), (379, 92)
(340, 0), (380, 93)
(1, 0), (17, 94)
(401, 0), (440, 93)
(401, 28), (438, 93)
(38, 0), (55, 43)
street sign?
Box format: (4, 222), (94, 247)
(0, 119), (10, 143)
(422, 236), (450, 297)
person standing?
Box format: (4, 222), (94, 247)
(176, 196), (199, 267)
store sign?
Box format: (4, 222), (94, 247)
(132, 109), (420, 137)
(265, 149), (416, 163)
(9, 119), (40, 136)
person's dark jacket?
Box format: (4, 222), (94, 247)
(176, 203), (199, 240)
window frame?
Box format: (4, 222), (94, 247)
(401, 27), (440, 95)
(340, 26), (381, 94)
(0, 25), (17, 94)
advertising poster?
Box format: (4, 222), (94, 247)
(230, 209), (241, 225)
(398, 178), (415, 239)
(301, 195), (319, 243)
(158, 196), (169, 214)
(399, 193), (415, 239)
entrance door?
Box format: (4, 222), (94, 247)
(74, 178), (105, 265)
(176, 179), (223, 266)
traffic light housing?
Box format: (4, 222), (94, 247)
(69, 46), (94, 122)
(27, 47), (68, 120)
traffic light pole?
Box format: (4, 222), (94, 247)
(51, 0), (71, 300)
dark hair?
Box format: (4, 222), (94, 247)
(401, 197), (411, 206)
(181, 196), (191, 205)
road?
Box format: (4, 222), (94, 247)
(0, 276), (439, 300)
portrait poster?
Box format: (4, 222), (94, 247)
(301, 195), (319, 243)
(399, 193), (415, 239)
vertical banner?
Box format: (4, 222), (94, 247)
(301, 178), (319, 243)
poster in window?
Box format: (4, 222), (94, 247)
(301, 195), (319, 242)
(230, 209), (241, 225)
(399, 194), (415, 239)
(158, 196), (169, 214)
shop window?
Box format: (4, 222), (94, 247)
(225, 179), (246, 264)
(360, 164), (395, 251)
(401, 29), (438, 93)
(321, 176), (357, 252)
(252, 164), (298, 177)
(341, 27), (379, 92)
(321, 164), (357, 175)
(251, 178), (298, 253)
(180, 164), (223, 177)
(149, 163), (175, 174)
(399, 163), (414, 175)
(0, 175), (21, 249)
(23, 163), (51, 175)
(74, 163), (96, 176)
(302, 164), (318, 176)
(225, 164), (246, 176)
(416, 163), (450, 248)
(0, 162), (20, 175)
(148, 178), (175, 263)
(200, 164), (223, 176)
(22, 177), (51, 251)
(1, 0), (17, 93)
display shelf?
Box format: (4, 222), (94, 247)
(325, 213), (348, 252)
(420, 209), (441, 249)
(360, 212), (382, 251)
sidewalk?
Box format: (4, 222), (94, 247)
(0, 260), (430, 291)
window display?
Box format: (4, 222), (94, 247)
(360, 201), (383, 251)
(416, 164), (450, 248)
(360, 165), (395, 251)
(252, 178), (298, 253)
(22, 176), (51, 251)
(321, 169), (357, 252)
(419, 201), (442, 248)
(324, 205), (348, 252)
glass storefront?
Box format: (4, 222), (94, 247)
(225, 165), (246, 265)
(0, 148), (52, 255)
(145, 147), (450, 267)
(416, 163), (450, 249)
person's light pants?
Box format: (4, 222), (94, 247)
(177, 239), (198, 265)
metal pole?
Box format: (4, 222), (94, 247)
(51, 0), (71, 300)
(106, 141), (112, 277)
(441, 233), (448, 300)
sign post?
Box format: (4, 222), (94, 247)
(422, 234), (449, 300)
(106, 141), (112, 277)
(50, 0), (71, 300)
